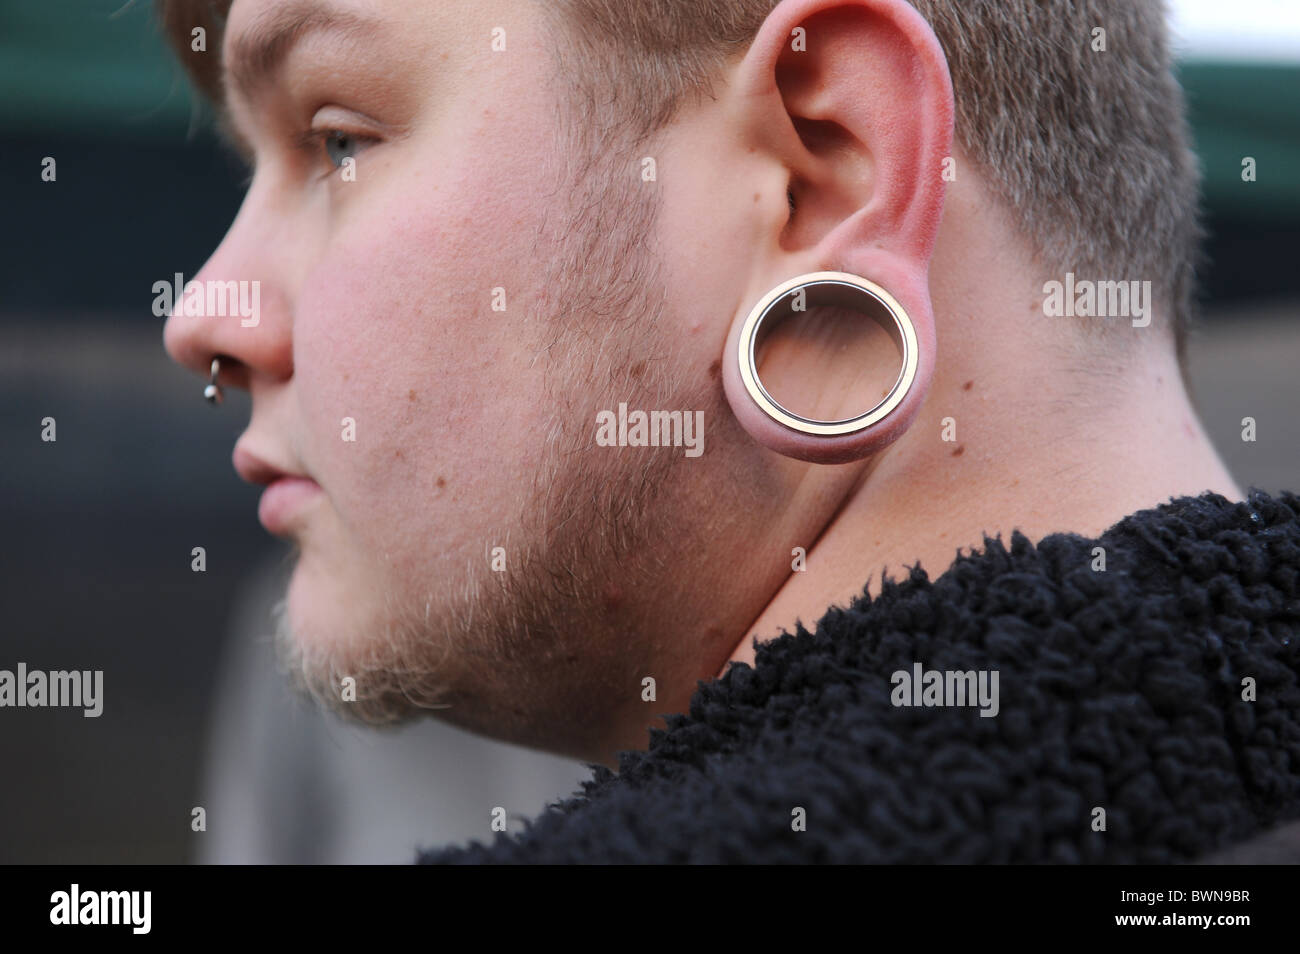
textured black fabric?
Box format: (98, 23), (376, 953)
(418, 490), (1300, 864)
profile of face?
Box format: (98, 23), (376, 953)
(163, 0), (969, 764)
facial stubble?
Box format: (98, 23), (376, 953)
(272, 123), (726, 758)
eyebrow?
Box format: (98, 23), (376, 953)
(224, 1), (382, 103)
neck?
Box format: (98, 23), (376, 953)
(722, 315), (1242, 676)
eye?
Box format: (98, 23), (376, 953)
(303, 127), (380, 173)
(320, 129), (373, 169)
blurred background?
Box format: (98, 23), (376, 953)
(1, 0), (1298, 863)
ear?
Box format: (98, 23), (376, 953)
(721, 0), (954, 463)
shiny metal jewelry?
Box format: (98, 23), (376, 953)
(736, 271), (918, 436)
(204, 357), (224, 405)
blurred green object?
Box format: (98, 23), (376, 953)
(2, 0), (1298, 218)
(1178, 62), (1300, 219)
(0, 0), (199, 138)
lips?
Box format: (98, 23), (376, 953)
(257, 475), (323, 534)
(232, 442), (323, 535)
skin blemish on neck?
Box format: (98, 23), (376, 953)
(963, 380), (973, 390)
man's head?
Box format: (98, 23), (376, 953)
(160, 0), (1206, 763)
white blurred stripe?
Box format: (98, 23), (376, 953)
(1170, 0), (1300, 62)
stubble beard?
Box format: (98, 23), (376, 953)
(271, 121), (719, 757)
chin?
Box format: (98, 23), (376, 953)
(277, 557), (341, 651)
(273, 557), (456, 728)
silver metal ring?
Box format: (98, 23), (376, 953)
(737, 271), (918, 436)
(204, 356), (224, 405)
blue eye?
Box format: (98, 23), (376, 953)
(323, 130), (361, 168)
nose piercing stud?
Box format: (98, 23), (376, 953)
(204, 357), (224, 405)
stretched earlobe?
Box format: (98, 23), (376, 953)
(722, 270), (933, 464)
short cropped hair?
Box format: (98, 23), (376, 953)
(158, 0), (1203, 360)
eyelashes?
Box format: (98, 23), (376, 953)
(293, 126), (382, 183)
(217, 100), (392, 190)
(221, 128), (374, 191)
(314, 128), (379, 169)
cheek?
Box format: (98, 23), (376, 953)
(288, 128), (565, 566)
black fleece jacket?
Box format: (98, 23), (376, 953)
(418, 490), (1300, 864)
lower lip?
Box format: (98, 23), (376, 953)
(258, 477), (323, 534)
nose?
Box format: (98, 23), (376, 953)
(162, 181), (294, 398)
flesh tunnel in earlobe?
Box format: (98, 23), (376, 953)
(723, 271), (929, 464)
